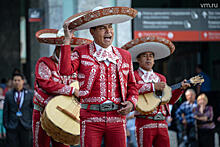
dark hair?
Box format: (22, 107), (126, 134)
(196, 64), (203, 70)
(1, 78), (6, 84)
(12, 73), (24, 80)
(136, 52), (155, 59)
(12, 68), (21, 74)
(90, 26), (97, 30)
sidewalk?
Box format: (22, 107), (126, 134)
(168, 130), (219, 147)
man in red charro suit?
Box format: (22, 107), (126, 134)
(33, 28), (92, 147)
(60, 6), (139, 147)
(121, 36), (191, 147)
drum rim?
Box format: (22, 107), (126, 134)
(41, 110), (80, 145)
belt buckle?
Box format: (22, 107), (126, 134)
(100, 103), (113, 112)
(153, 112), (165, 121)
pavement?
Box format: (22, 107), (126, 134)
(168, 130), (219, 147)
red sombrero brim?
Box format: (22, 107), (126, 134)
(35, 29), (92, 46)
(64, 10), (92, 24)
(68, 7), (137, 30)
(121, 36), (175, 61)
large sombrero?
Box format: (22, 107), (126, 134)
(121, 36), (175, 61)
(66, 6), (137, 30)
(35, 29), (92, 46)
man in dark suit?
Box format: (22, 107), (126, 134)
(3, 73), (33, 147)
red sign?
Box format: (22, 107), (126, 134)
(200, 31), (220, 41)
(134, 30), (220, 41)
(28, 8), (42, 22)
(29, 18), (42, 22)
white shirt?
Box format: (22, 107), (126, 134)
(94, 42), (114, 104)
(94, 42), (113, 66)
(14, 90), (24, 109)
(138, 67), (156, 91)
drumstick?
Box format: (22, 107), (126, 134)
(143, 95), (148, 104)
(56, 105), (80, 123)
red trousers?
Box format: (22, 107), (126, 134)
(32, 109), (69, 147)
(135, 118), (170, 147)
(80, 109), (126, 147)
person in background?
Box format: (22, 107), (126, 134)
(175, 89), (197, 147)
(0, 87), (6, 139)
(0, 78), (7, 90)
(168, 97), (184, 132)
(166, 104), (173, 128)
(12, 68), (31, 90)
(194, 93), (215, 147)
(12, 68), (21, 75)
(126, 111), (137, 147)
(195, 64), (211, 95)
(3, 73), (33, 147)
(216, 116), (220, 146)
(3, 79), (13, 96)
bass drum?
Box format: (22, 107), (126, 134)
(40, 82), (80, 145)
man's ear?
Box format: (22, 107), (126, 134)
(90, 28), (94, 36)
(136, 57), (140, 63)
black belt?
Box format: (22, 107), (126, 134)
(81, 103), (119, 112)
(136, 112), (166, 121)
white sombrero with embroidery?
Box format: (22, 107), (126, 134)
(121, 36), (175, 61)
(35, 28), (92, 46)
(66, 6), (138, 30)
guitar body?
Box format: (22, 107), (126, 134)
(136, 75), (204, 115)
(40, 82), (80, 145)
(160, 85), (172, 104)
(136, 93), (160, 115)
(136, 84), (172, 115)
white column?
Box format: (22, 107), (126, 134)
(47, 0), (63, 56)
(115, 0), (132, 48)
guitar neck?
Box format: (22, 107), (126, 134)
(170, 80), (190, 90)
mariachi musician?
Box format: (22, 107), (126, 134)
(121, 36), (191, 147)
(60, 6), (139, 147)
(33, 28), (92, 147)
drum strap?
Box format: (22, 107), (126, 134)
(34, 104), (44, 112)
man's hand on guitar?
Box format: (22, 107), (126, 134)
(154, 82), (166, 91)
(181, 79), (191, 90)
(73, 89), (79, 99)
(74, 88), (80, 102)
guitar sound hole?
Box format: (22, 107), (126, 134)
(155, 90), (163, 97)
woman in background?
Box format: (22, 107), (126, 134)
(0, 87), (6, 139)
(194, 93), (215, 147)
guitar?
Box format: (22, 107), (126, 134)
(136, 75), (204, 115)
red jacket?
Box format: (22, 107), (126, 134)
(60, 43), (138, 107)
(34, 56), (77, 107)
